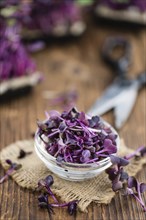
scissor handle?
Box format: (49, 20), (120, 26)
(102, 37), (131, 78)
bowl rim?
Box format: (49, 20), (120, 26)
(34, 119), (120, 168)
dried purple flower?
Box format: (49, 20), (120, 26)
(38, 194), (78, 216)
(17, 149), (32, 159)
(126, 176), (146, 212)
(67, 200), (78, 215)
(110, 155), (129, 166)
(0, 159), (21, 184)
(0, 23), (36, 81)
(106, 147), (146, 212)
(38, 193), (54, 216)
(50, 200), (78, 215)
(38, 175), (58, 203)
(38, 175), (78, 216)
(95, 139), (117, 156)
(124, 146), (146, 160)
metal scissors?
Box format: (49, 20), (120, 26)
(87, 37), (146, 129)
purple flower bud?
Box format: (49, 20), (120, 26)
(112, 180), (123, 191)
(128, 176), (137, 189)
(110, 155), (129, 166)
(68, 201), (77, 215)
(140, 183), (146, 194)
(45, 175), (54, 187)
(5, 159), (13, 165)
(17, 149), (32, 159)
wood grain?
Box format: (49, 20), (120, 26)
(0, 18), (146, 220)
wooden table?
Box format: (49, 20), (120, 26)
(0, 18), (146, 220)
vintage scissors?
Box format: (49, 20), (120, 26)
(87, 37), (146, 129)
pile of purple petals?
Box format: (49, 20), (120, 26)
(98, 0), (146, 12)
(0, 20), (36, 81)
(37, 107), (118, 164)
(20, 1), (83, 35)
(0, 0), (84, 36)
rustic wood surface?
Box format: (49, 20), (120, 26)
(0, 18), (146, 220)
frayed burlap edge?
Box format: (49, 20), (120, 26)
(0, 139), (146, 212)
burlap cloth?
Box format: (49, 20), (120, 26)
(0, 139), (146, 212)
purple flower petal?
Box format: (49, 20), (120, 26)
(140, 183), (146, 194)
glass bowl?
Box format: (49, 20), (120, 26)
(34, 121), (120, 181)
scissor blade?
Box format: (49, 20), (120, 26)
(114, 87), (138, 129)
(87, 80), (124, 116)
